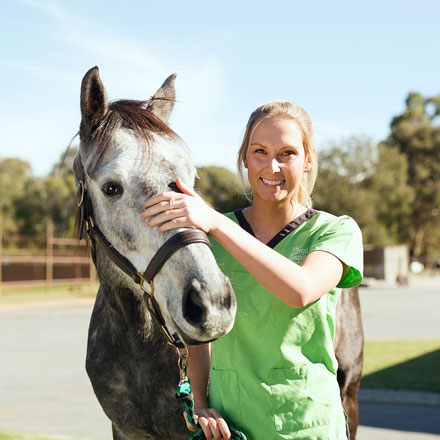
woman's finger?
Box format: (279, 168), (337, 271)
(143, 197), (185, 220)
(176, 178), (198, 197)
(207, 409), (231, 440)
(146, 207), (186, 228)
(197, 416), (213, 440)
(207, 417), (223, 440)
(157, 216), (192, 232)
(143, 191), (179, 208)
(142, 199), (178, 219)
(216, 418), (231, 439)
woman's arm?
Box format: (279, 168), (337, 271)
(211, 220), (343, 307)
(185, 344), (231, 439)
(142, 180), (343, 308)
(186, 345), (210, 412)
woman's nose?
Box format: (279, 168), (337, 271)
(269, 157), (281, 172)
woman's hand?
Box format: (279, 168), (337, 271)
(142, 178), (220, 234)
(184, 408), (231, 440)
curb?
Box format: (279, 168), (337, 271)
(359, 388), (440, 407)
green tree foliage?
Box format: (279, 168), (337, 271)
(313, 136), (415, 247)
(13, 177), (47, 237)
(364, 144), (414, 246)
(195, 166), (248, 213)
(382, 92), (440, 259)
(313, 137), (388, 245)
(0, 158), (32, 235)
(2, 148), (79, 242)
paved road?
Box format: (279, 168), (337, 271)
(359, 275), (440, 340)
(0, 300), (111, 438)
(0, 275), (439, 439)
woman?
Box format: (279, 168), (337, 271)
(142, 101), (363, 439)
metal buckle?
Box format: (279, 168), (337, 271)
(178, 346), (189, 377)
(84, 217), (94, 232)
(77, 181), (85, 207)
(139, 273), (154, 297)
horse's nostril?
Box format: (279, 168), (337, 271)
(182, 286), (206, 325)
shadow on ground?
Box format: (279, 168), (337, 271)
(361, 349), (440, 392)
(359, 350), (440, 435)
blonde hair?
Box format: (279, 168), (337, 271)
(237, 100), (318, 208)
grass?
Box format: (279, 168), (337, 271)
(0, 430), (101, 440)
(361, 339), (440, 392)
(0, 283), (98, 305)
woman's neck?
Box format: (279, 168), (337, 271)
(243, 199), (307, 243)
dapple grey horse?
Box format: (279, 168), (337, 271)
(75, 67), (236, 440)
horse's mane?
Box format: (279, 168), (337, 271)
(81, 98), (182, 174)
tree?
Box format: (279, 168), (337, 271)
(0, 158), (33, 236)
(313, 137), (387, 245)
(12, 149), (79, 240)
(313, 136), (414, 247)
(364, 143), (414, 246)
(195, 166), (248, 213)
(382, 92), (440, 259)
(13, 177), (47, 238)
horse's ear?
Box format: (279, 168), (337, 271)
(148, 73), (176, 122)
(80, 66), (109, 137)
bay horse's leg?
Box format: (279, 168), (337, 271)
(112, 423), (130, 440)
(334, 287), (364, 440)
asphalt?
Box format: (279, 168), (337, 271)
(0, 274), (439, 439)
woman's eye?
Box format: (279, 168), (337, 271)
(102, 181), (123, 197)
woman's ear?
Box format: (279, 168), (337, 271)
(304, 151), (314, 173)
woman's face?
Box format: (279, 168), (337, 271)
(245, 118), (311, 205)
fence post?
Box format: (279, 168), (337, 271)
(0, 215), (2, 297)
(46, 222), (53, 293)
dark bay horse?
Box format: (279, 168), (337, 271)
(335, 288), (364, 439)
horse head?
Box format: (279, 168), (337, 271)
(74, 66), (236, 346)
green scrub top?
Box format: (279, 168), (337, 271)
(208, 209), (363, 440)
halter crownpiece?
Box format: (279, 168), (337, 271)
(77, 179), (212, 348)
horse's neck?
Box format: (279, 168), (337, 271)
(90, 280), (180, 382)
(99, 280), (154, 338)
(87, 282), (187, 439)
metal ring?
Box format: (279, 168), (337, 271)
(77, 181), (85, 207)
(169, 198), (175, 210)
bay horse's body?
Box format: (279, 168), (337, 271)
(75, 67), (363, 440)
(335, 287), (364, 440)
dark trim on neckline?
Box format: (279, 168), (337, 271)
(234, 208), (318, 249)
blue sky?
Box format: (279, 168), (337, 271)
(1, 0), (439, 176)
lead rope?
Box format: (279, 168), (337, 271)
(175, 349), (247, 440)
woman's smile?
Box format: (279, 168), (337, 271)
(260, 177), (285, 187)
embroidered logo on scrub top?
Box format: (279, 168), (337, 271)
(289, 246), (309, 263)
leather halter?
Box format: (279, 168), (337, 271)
(77, 180), (212, 349)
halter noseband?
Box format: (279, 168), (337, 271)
(77, 180), (212, 349)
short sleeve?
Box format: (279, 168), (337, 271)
(310, 216), (363, 288)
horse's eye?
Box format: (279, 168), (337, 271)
(102, 182), (123, 197)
